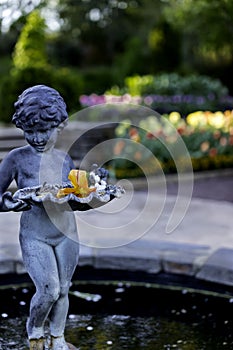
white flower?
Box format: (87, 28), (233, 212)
(96, 184), (106, 191)
(94, 175), (100, 183)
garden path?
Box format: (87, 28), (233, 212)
(0, 169), (233, 285)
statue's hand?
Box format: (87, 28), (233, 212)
(1, 192), (31, 212)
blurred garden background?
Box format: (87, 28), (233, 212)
(1, 0), (233, 177)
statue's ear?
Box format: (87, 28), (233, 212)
(57, 119), (68, 133)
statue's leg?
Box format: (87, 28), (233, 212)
(48, 236), (79, 349)
(20, 237), (60, 341)
(29, 338), (45, 350)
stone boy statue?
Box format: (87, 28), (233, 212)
(0, 85), (79, 350)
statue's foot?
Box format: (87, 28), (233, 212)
(66, 342), (79, 350)
(50, 335), (78, 350)
(29, 338), (45, 350)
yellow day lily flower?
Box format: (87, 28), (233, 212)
(57, 169), (96, 198)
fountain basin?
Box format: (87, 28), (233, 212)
(0, 268), (233, 350)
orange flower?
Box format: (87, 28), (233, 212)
(129, 128), (140, 142)
(146, 132), (156, 139)
(177, 127), (185, 135)
(57, 170), (96, 198)
(114, 140), (125, 155)
(134, 151), (142, 160)
(213, 130), (221, 139)
(209, 148), (217, 157)
(229, 136), (233, 145)
(200, 141), (210, 152)
(220, 137), (227, 146)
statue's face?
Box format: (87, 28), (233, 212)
(24, 125), (59, 152)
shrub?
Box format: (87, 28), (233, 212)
(81, 66), (116, 95)
(123, 73), (228, 98)
(0, 8), (84, 124)
(0, 67), (84, 124)
(12, 10), (48, 70)
(103, 73), (233, 116)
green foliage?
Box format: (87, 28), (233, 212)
(0, 56), (12, 78)
(1, 0), (233, 97)
(57, 0), (140, 66)
(50, 67), (84, 114)
(12, 10), (48, 70)
(124, 75), (154, 96)
(0, 66), (84, 124)
(111, 18), (180, 80)
(0, 9), (84, 124)
(112, 37), (146, 80)
(123, 73), (228, 98)
(164, 0), (233, 69)
(165, 0), (233, 50)
(104, 73), (232, 116)
(81, 66), (115, 94)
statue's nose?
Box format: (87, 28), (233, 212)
(34, 133), (44, 144)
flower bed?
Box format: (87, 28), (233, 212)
(80, 93), (233, 117)
(78, 83), (233, 177)
(79, 73), (233, 116)
(108, 110), (233, 178)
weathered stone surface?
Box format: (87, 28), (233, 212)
(67, 342), (79, 350)
(16, 261), (26, 274)
(78, 245), (94, 267)
(0, 260), (15, 274)
(94, 246), (161, 273)
(196, 248), (233, 286)
(0, 244), (23, 274)
(162, 248), (209, 276)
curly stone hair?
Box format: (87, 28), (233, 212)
(12, 85), (68, 130)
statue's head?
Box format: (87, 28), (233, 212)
(12, 85), (68, 130)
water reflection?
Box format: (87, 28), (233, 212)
(0, 282), (232, 349)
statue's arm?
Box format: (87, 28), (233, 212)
(0, 151), (30, 212)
